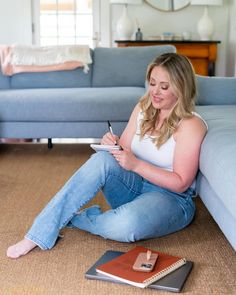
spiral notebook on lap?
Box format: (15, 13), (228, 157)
(85, 249), (193, 292)
(90, 144), (121, 152)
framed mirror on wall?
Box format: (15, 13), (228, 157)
(145, 0), (190, 11)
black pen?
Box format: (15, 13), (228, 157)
(107, 120), (117, 145)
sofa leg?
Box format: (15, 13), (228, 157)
(48, 138), (53, 149)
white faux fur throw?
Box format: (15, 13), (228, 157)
(11, 44), (92, 72)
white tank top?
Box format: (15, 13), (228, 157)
(131, 111), (207, 172)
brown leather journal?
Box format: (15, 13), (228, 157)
(96, 246), (186, 288)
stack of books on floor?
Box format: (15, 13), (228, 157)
(85, 246), (193, 293)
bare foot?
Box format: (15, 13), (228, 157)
(7, 238), (37, 259)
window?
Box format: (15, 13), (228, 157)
(39, 0), (94, 47)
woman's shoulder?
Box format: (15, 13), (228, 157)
(177, 113), (208, 137)
(134, 103), (142, 113)
(127, 103), (142, 127)
(132, 103), (142, 119)
(192, 112), (208, 129)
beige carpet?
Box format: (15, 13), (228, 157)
(0, 144), (235, 295)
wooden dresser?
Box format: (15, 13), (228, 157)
(115, 40), (221, 76)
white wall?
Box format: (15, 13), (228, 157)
(110, 2), (229, 76)
(0, 0), (235, 76)
(226, 0), (236, 76)
(0, 0), (32, 44)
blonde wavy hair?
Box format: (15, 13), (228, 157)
(139, 53), (196, 148)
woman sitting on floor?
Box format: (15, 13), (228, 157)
(7, 53), (207, 259)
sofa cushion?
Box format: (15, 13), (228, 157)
(196, 172), (236, 251)
(196, 105), (236, 219)
(0, 70), (10, 89)
(196, 76), (236, 105)
(9, 48), (94, 89)
(10, 66), (93, 89)
(0, 87), (145, 122)
(92, 45), (176, 88)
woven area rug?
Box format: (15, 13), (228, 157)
(0, 144), (235, 295)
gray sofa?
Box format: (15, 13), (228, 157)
(195, 76), (236, 251)
(0, 45), (174, 140)
(0, 45), (235, 251)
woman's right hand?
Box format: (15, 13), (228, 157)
(101, 132), (119, 145)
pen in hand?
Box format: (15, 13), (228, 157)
(107, 120), (117, 145)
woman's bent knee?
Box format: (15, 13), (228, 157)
(90, 151), (119, 174)
(91, 151), (114, 164)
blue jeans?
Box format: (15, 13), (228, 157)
(25, 151), (195, 250)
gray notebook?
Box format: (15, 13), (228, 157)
(85, 250), (193, 293)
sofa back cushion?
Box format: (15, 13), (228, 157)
(10, 66), (93, 89)
(0, 70), (10, 89)
(10, 48), (94, 89)
(92, 45), (176, 87)
(196, 75), (236, 105)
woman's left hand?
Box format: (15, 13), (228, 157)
(111, 149), (138, 171)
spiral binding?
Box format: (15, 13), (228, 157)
(144, 258), (187, 286)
